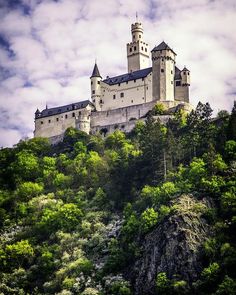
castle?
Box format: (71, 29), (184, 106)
(34, 21), (192, 143)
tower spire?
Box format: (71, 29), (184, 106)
(91, 62), (101, 78)
(136, 12), (138, 22)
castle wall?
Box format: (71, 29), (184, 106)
(90, 100), (157, 128)
(100, 73), (153, 111)
(34, 105), (92, 138)
(91, 115), (172, 136)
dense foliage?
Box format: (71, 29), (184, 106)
(0, 101), (235, 294)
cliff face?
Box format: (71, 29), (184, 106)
(130, 194), (212, 295)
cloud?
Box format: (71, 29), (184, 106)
(0, 0), (235, 147)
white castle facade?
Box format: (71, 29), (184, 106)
(34, 21), (192, 142)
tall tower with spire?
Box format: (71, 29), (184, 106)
(126, 21), (150, 73)
(90, 62), (102, 111)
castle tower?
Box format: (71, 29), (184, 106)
(90, 63), (102, 111)
(180, 67), (190, 102)
(127, 22), (150, 73)
(76, 109), (91, 134)
(151, 41), (176, 101)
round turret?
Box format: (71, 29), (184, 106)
(76, 110), (90, 134)
(131, 22), (143, 42)
(35, 108), (41, 118)
(90, 63), (102, 111)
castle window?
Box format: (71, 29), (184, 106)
(130, 48), (132, 52)
(171, 70), (173, 74)
(126, 81), (128, 84)
(145, 48), (147, 52)
(161, 69), (164, 73)
(171, 81), (173, 84)
(120, 92), (124, 98)
(133, 34), (135, 39)
(48, 119), (51, 123)
(56, 118), (59, 121)
(97, 81), (100, 84)
(188, 72), (190, 75)
(183, 72), (186, 75)
(65, 114), (68, 119)
(113, 94), (116, 99)
(131, 100), (133, 103)
(72, 112), (75, 117)
(92, 90), (95, 94)
(139, 35), (141, 38)
(141, 46), (143, 50)
(162, 58), (164, 61)
(41, 121), (43, 124)
(118, 83), (120, 86)
(142, 77), (144, 81)
(100, 99), (103, 103)
(91, 81), (93, 85)
(79, 111), (81, 115)
(134, 79), (136, 83)
(134, 46), (136, 51)
(176, 81), (181, 86)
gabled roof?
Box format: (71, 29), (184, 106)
(103, 67), (152, 85)
(174, 66), (182, 80)
(37, 100), (93, 118)
(91, 63), (102, 78)
(151, 41), (176, 55)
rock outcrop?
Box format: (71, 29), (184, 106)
(130, 194), (212, 295)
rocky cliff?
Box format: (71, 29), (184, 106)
(130, 194), (213, 295)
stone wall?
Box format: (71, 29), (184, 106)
(90, 100), (157, 127)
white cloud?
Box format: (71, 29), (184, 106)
(0, 0), (235, 147)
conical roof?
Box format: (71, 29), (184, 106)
(182, 66), (190, 72)
(151, 41), (176, 55)
(91, 63), (102, 78)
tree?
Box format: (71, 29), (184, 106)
(5, 240), (34, 267)
(227, 101), (236, 140)
(156, 272), (170, 294)
(141, 208), (158, 232)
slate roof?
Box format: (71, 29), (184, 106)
(91, 63), (102, 78)
(103, 67), (152, 85)
(152, 41), (176, 55)
(36, 100), (93, 118)
(174, 66), (182, 80)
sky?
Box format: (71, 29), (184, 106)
(0, 0), (236, 147)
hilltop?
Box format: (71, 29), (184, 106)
(0, 102), (236, 295)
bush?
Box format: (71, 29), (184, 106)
(156, 272), (170, 294)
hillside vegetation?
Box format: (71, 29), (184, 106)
(0, 102), (236, 295)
